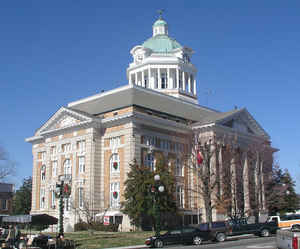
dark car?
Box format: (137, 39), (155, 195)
(198, 219), (278, 242)
(145, 226), (211, 248)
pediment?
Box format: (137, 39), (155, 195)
(218, 109), (269, 139)
(36, 107), (94, 136)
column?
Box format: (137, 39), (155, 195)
(230, 156), (237, 216)
(254, 154), (260, 210)
(260, 161), (266, 210)
(148, 67), (152, 89)
(176, 68), (179, 89)
(142, 70), (145, 87)
(218, 147), (223, 197)
(182, 71), (186, 91)
(158, 68), (161, 89)
(169, 68), (173, 89)
(243, 152), (250, 214)
(188, 73), (191, 93)
(193, 77), (197, 95)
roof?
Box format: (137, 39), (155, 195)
(0, 183), (14, 193)
(142, 34), (182, 53)
(68, 84), (217, 122)
(3, 214), (58, 225)
(153, 19), (167, 27)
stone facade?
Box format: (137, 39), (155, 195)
(26, 16), (275, 231)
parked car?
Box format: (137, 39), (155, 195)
(145, 226), (211, 248)
(198, 218), (278, 242)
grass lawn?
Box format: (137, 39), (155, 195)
(63, 230), (154, 249)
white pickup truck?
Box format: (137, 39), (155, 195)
(276, 224), (300, 249)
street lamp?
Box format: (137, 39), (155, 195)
(55, 174), (71, 238)
(151, 174), (165, 237)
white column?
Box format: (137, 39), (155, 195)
(148, 67), (151, 89)
(182, 71), (186, 91)
(176, 68), (179, 89)
(142, 70), (145, 87)
(218, 147), (223, 197)
(193, 77), (196, 95)
(260, 161), (266, 210)
(243, 152), (250, 214)
(158, 68), (161, 89)
(188, 73), (191, 93)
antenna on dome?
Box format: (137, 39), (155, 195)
(157, 9), (165, 19)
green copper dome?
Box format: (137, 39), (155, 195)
(142, 35), (182, 53)
(153, 19), (167, 27)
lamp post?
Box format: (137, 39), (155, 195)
(151, 174), (165, 237)
(56, 174), (71, 238)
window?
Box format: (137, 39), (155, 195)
(176, 185), (184, 208)
(51, 190), (56, 208)
(179, 71), (183, 89)
(175, 158), (183, 176)
(161, 72), (168, 89)
(144, 153), (155, 171)
(110, 182), (120, 208)
(78, 187), (84, 208)
(144, 75), (148, 88)
(1, 199), (7, 210)
(64, 159), (72, 175)
(40, 188), (45, 209)
(79, 156), (85, 173)
(50, 146), (57, 155)
(41, 165), (46, 181)
(39, 151), (46, 161)
(77, 140), (86, 153)
(52, 161), (57, 177)
(109, 137), (121, 148)
(110, 153), (120, 174)
(64, 197), (70, 211)
(62, 143), (71, 153)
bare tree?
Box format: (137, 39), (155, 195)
(0, 145), (15, 180)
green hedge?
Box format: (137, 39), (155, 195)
(74, 221), (118, 232)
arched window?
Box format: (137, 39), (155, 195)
(41, 165), (46, 181)
(110, 153), (120, 174)
(144, 153), (155, 171)
(64, 159), (71, 175)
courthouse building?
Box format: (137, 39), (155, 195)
(26, 16), (274, 231)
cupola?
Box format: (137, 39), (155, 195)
(127, 14), (199, 104)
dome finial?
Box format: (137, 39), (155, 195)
(157, 9), (165, 20)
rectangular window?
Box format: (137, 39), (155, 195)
(109, 137), (121, 148)
(1, 199), (7, 210)
(79, 156), (85, 173)
(77, 140), (86, 153)
(110, 182), (120, 208)
(51, 190), (56, 208)
(78, 187), (84, 208)
(176, 185), (184, 208)
(52, 161), (57, 177)
(39, 151), (46, 161)
(50, 146), (57, 155)
(62, 143), (71, 153)
(64, 197), (70, 211)
(40, 188), (45, 209)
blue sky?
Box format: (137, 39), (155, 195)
(1, 1), (299, 192)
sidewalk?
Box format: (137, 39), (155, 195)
(104, 245), (147, 249)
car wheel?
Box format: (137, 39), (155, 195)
(260, 229), (270, 237)
(193, 236), (202, 245)
(216, 232), (226, 242)
(154, 239), (163, 248)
